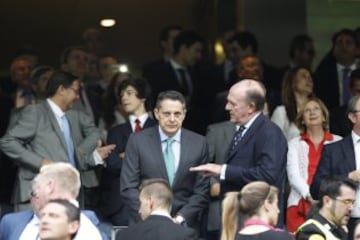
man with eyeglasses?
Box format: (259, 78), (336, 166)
(0, 70), (115, 211)
(296, 177), (356, 240)
(120, 90), (209, 232)
(311, 95), (360, 239)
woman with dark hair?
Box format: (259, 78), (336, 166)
(221, 181), (294, 240)
(286, 97), (342, 233)
(271, 67), (313, 140)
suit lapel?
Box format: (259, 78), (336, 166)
(148, 127), (169, 180)
(13, 211), (34, 239)
(226, 114), (265, 162)
(44, 102), (67, 151)
(173, 129), (189, 186)
(343, 136), (356, 170)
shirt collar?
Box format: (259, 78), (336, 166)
(336, 61), (358, 71)
(47, 98), (66, 118)
(169, 58), (186, 70)
(158, 126), (181, 143)
(352, 131), (360, 145)
(240, 112), (261, 130)
(150, 210), (172, 219)
(301, 131), (334, 142)
(129, 113), (149, 125)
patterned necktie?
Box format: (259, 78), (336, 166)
(342, 67), (351, 105)
(61, 115), (76, 166)
(134, 118), (141, 133)
(163, 138), (176, 185)
(230, 125), (246, 151)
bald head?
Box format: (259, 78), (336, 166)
(226, 79), (266, 125)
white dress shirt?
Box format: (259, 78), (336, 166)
(159, 127), (181, 171)
(129, 113), (149, 132)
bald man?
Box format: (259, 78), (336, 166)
(191, 79), (287, 225)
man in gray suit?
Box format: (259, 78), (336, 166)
(205, 121), (236, 240)
(0, 71), (114, 210)
(120, 90), (209, 228)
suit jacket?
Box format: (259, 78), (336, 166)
(206, 121), (236, 231)
(222, 114), (287, 225)
(99, 118), (156, 218)
(0, 102), (101, 203)
(330, 105), (352, 137)
(310, 136), (355, 200)
(115, 215), (198, 240)
(120, 126), (209, 227)
(0, 210), (108, 240)
(314, 53), (340, 110)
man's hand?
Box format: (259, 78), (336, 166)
(189, 163), (222, 177)
(118, 152), (125, 159)
(348, 170), (360, 182)
(97, 141), (116, 159)
(210, 182), (220, 197)
(40, 158), (53, 167)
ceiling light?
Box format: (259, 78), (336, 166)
(100, 19), (116, 27)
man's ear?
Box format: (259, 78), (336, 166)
(348, 112), (356, 125)
(68, 221), (80, 235)
(154, 108), (160, 120)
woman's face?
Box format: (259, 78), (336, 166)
(293, 68), (313, 96)
(302, 100), (325, 128)
(267, 195), (279, 226)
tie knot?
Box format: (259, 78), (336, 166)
(166, 138), (175, 145)
(238, 125), (246, 132)
(135, 118), (140, 124)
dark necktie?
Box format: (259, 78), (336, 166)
(134, 118), (141, 133)
(230, 125), (246, 151)
(342, 67), (351, 104)
(177, 69), (189, 96)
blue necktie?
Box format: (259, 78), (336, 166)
(164, 138), (176, 185)
(61, 115), (76, 166)
(342, 67), (351, 105)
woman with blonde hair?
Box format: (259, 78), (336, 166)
(221, 181), (293, 240)
(286, 97), (342, 232)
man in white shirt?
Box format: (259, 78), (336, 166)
(0, 163), (106, 240)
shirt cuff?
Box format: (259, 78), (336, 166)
(93, 150), (105, 166)
(220, 164), (227, 180)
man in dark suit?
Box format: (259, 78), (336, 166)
(314, 29), (359, 110)
(330, 69), (360, 137)
(99, 77), (156, 226)
(143, 31), (211, 133)
(120, 90), (209, 228)
(311, 95), (360, 238)
(116, 178), (197, 240)
(60, 46), (102, 125)
(0, 71), (114, 210)
(190, 79), (287, 224)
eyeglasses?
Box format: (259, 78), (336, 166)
(335, 198), (356, 206)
